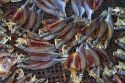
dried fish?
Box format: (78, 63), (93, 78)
(0, 0), (125, 82)
(115, 62), (125, 70)
(18, 60), (59, 70)
(5, 0), (30, 26)
(81, 15), (102, 41)
(28, 52), (62, 62)
(114, 18), (125, 27)
(42, 0), (56, 10)
(64, 43), (87, 83)
(83, 0), (93, 20)
(84, 43), (100, 70)
(38, 18), (73, 40)
(113, 49), (125, 60)
(34, 0), (57, 16)
(11, 0), (22, 2)
(112, 7), (125, 31)
(3, 68), (24, 83)
(86, 0), (103, 10)
(71, 0), (84, 17)
(0, 52), (16, 58)
(85, 9), (114, 49)
(92, 11), (108, 46)
(16, 37), (54, 47)
(42, 17), (73, 36)
(64, 43), (87, 73)
(92, 21), (107, 47)
(115, 36), (125, 50)
(34, 0), (66, 18)
(93, 47), (110, 65)
(32, 9), (43, 32)
(103, 66), (117, 77)
(16, 44), (56, 53)
(0, 35), (11, 45)
(0, 57), (17, 78)
(114, 26), (125, 31)
(52, 0), (67, 17)
(104, 9), (114, 49)
(89, 69), (104, 83)
(117, 70), (125, 76)
(25, 4), (37, 30)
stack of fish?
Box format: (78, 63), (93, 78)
(0, 0), (124, 82)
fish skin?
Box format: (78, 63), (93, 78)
(32, 9), (43, 32)
(104, 13), (114, 49)
(71, 0), (84, 17)
(42, 0), (56, 10)
(52, 0), (66, 12)
(57, 22), (73, 38)
(81, 17), (100, 41)
(71, 0), (80, 16)
(34, 0), (57, 16)
(25, 4), (37, 30)
(84, 43), (100, 69)
(49, 0), (67, 18)
(40, 17), (73, 38)
(14, 0), (30, 26)
(92, 21), (107, 47)
(83, 0), (93, 20)
(16, 44), (56, 54)
(34, 0), (66, 18)
(93, 47), (110, 65)
(77, 43), (87, 72)
(0, 57), (17, 78)
(28, 52), (60, 62)
(113, 49), (125, 60)
(18, 60), (59, 70)
(115, 37), (125, 50)
(86, 0), (103, 10)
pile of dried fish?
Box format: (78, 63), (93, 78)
(0, 0), (124, 82)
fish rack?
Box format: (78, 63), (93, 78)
(1, 0), (125, 83)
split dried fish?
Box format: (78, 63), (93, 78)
(83, 9), (114, 49)
(86, 0), (103, 10)
(115, 36), (125, 50)
(113, 49), (125, 60)
(34, 0), (66, 18)
(0, 0), (125, 82)
(71, 0), (84, 17)
(17, 59), (60, 70)
(4, 0), (30, 25)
